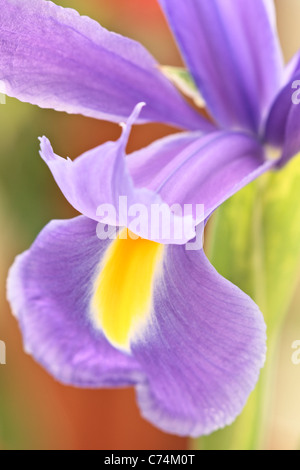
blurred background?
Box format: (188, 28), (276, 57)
(0, 0), (300, 450)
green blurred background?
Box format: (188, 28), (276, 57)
(0, 0), (300, 450)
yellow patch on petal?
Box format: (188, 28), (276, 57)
(91, 229), (164, 352)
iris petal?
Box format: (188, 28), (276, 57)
(0, 0), (210, 131)
(264, 51), (300, 165)
(7, 217), (266, 437)
(128, 131), (271, 221)
(7, 216), (142, 387)
(40, 106), (270, 243)
(39, 104), (197, 245)
(134, 242), (266, 437)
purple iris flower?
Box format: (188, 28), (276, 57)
(3, 0), (300, 436)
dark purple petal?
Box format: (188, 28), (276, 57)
(129, 131), (271, 221)
(158, 0), (283, 132)
(0, 0), (211, 131)
(7, 216), (142, 387)
(133, 243), (266, 437)
(282, 104), (300, 163)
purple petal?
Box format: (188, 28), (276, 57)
(282, 104), (300, 163)
(7, 216), (142, 387)
(264, 51), (300, 164)
(39, 104), (198, 244)
(128, 131), (272, 221)
(39, 104), (153, 225)
(133, 243), (266, 437)
(0, 0), (211, 131)
(158, 0), (283, 132)
(8, 216), (266, 437)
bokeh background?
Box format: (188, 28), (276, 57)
(0, 0), (300, 450)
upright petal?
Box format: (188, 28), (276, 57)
(133, 242), (266, 437)
(0, 0), (210, 130)
(7, 216), (142, 387)
(159, 0), (284, 131)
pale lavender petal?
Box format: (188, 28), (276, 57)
(127, 131), (203, 189)
(0, 0), (211, 131)
(39, 104), (197, 244)
(158, 0), (283, 131)
(41, 121), (270, 242)
(133, 243), (266, 437)
(7, 216), (266, 437)
(283, 51), (300, 84)
(264, 52), (300, 164)
(7, 216), (142, 387)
